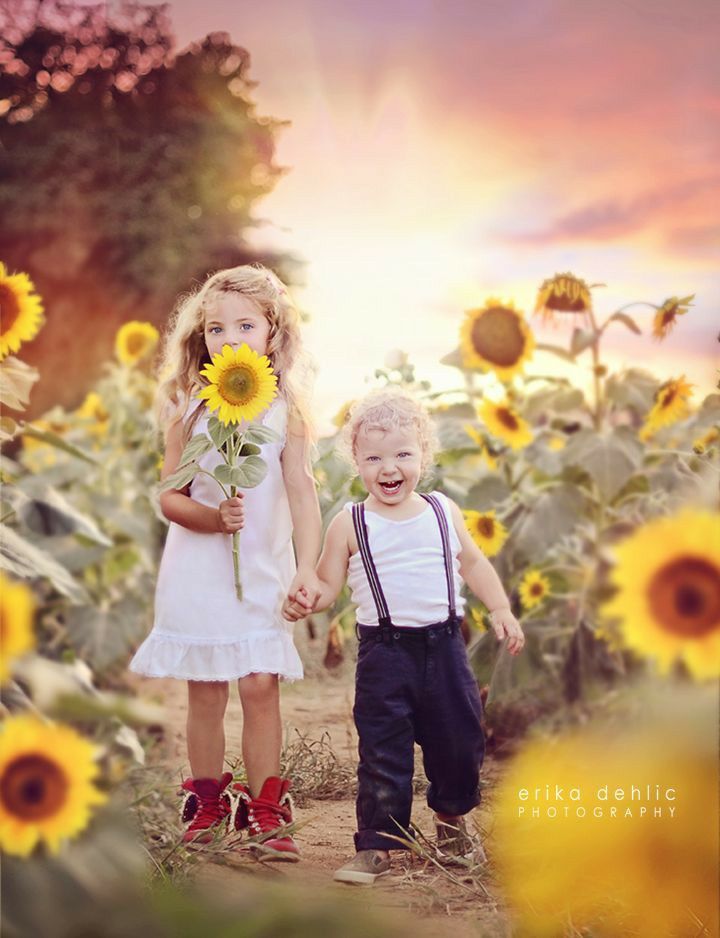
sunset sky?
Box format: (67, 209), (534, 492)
(169, 0), (719, 429)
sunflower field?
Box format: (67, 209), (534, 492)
(1, 263), (719, 936)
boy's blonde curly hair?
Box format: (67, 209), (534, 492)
(340, 388), (438, 477)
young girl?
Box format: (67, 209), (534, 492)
(130, 265), (322, 860)
(284, 388), (524, 884)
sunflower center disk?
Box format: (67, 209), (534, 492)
(1, 755), (69, 820)
(125, 334), (149, 356)
(219, 365), (258, 406)
(0, 284), (20, 332)
(477, 518), (495, 538)
(498, 408), (519, 431)
(471, 308), (524, 367)
(649, 558), (720, 638)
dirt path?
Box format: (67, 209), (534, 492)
(130, 635), (513, 937)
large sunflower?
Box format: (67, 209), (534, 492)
(652, 294), (694, 341)
(479, 398), (533, 450)
(602, 509), (720, 679)
(641, 375), (693, 435)
(459, 299), (534, 381)
(519, 569), (550, 611)
(463, 509), (509, 557)
(115, 321), (159, 366)
(0, 262), (44, 360)
(0, 715), (106, 856)
(0, 573), (35, 683)
(534, 272), (592, 325)
(197, 343), (277, 425)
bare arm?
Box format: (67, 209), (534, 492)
(283, 511), (351, 620)
(281, 418), (322, 579)
(447, 497), (525, 653)
(158, 420), (243, 535)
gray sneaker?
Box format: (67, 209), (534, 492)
(333, 850), (392, 885)
(436, 815), (487, 864)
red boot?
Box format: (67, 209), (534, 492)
(180, 771), (233, 844)
(232, 776), (300, 862)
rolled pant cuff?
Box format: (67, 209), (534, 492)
(427, 792), (481, 818)
(355, 829), (411, 852)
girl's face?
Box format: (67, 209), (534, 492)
(204, 294), (271, 360)
(354, 424), (423, 507)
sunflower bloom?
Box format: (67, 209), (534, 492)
(115, 321), (159, 366)
(0, 573), (35, 683)
(463, 424), (498, 470)
(493, 694), (718, 937)
(459, 299), (534, 381)
(652, 294), (694, 341)
(76, 391), (109, 439)
(463, 509), (508, 557)
(641, 375), (693, 435)
(519, 569), (550, 611)
(468, 606), (488, 633)
(547, 434), (566, 451)
(0, 715), (106, 856)
(333, 400), (355, 429)
(534, 272), (592, 325)
(0, 262), (44, 360)
(198, 343), (277, 425)
(602, 509), (720, 679)
(693, 426), (719, 455)
(479, 398), (532, 450)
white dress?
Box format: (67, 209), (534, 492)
(129, 396), (303, 682)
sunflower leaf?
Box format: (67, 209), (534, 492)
(207, 416), (235, 450)
(16, 487), (113, 545)
(239, 442), (262, 457)
(232, 455), (268, 488)
(243, 424), (282, 445)
(213, 463), (234, 487)
(177, 432), (214, 468)
(570, 328), (596, 355)
(562, 428), (642, 500)
(605, 311), (642, 335)
(20, 424), (98, 464)
(0, 356), (39, 411)
(0, 523), (87, 600)
(157, 462), (199, 493)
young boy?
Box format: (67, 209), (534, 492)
(283, 388), (524, 884)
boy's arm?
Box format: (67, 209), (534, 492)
(283, 511), (351, 620)
(447, 498), (525, 654)
(281, 417), (323, 603)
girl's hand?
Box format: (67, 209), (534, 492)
(487, 607), (525, 655)
(217, 494), (245, 534)
(282, 594), (309, 622)
(286, 569), (322, 615)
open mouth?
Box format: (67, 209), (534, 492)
(379, 480), (403, 495)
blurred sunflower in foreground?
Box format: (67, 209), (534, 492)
(0, 716), (106, 856)
(479, 398), (533, 450)
(652, 295), (694, 341)
(534, 272), (592, 325)
(602, 509), (720, 680)
(115, 321), (159, 366)
(76, 391), (110, 440)
(0, 573), (35, 683)
(640, 375), (693, 437)
(493, 685), (718, 937)
(459, 299), (535, 381)
(0, 262), (44, 360)
(463, 509), (509, 557)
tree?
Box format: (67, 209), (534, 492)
(0, 1), (299, 417)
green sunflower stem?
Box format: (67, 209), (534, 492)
(228, 428), (243, 601)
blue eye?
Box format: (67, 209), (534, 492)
(398, 452), (411, 458)
(208, 326), (222, 334)
(241, 323), (253, 331)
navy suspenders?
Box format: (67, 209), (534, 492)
(351, 493), (457, 629)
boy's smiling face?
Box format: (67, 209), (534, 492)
(354, 424), (423, 507)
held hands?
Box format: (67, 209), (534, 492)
(217, 494), (245, 534)
(282, 568), (322, 622)
(487, 607), (525, 655)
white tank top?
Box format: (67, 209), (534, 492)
(345, 491), (466, 628)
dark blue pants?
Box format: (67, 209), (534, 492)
(353, 617), (485, 852)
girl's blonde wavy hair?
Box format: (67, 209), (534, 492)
(340, 388), (438, 478)
(154, 265), (315, 445)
